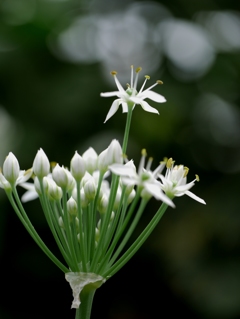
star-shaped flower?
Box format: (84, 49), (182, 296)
(158, 158), (206, 204)
(101, 66), (166, 122)
(109, 149), (174, 207)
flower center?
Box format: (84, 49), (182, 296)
(126, 87), (137, 96)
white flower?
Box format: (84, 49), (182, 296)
(71, 151), (86, 181)
(158, 158), (206, 204)
(101, 66), (166, 122)
(33, 148), (50, 178)
(82, 147), (98, 174)
(109, 149), (174, 207)
(0, 152), (32, 191)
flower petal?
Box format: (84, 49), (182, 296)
(185, 190), (206, 204)
(121, 102), (128, 113)
(136, 100), (159, 114)
(109, 163), (136, 177)
(139, 90), (166, 103)
(100, 91), (122, 98)
(16, 169), (33, 185)
(144, 182), (175, 207)
(104, 99), (122, 123)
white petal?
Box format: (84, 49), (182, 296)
(109, 163), (136, 177)
(185, 190), (206, 204)
(175, 181), (195, 193)
(21, 189), (39, 202)
(144, 182), (175, 207)
(100, 91), (121, 98)
(121, 102), (128, 113)
(0, 172), (11, 190)
(16, 169), (33, 185)
(140, 101), (159, 114)
(139, 90), (166, 103)
(104, 99), (121, 123)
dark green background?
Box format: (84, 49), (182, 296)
(0, 0), (240, 318)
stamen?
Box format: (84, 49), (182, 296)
(130, 65), (134, 88)
(139, 75), (150, 94)
(183, 167), (189, 177)
(133, 67), (142, 90)
(161, 157), (168, 164)
(51, 161), (57, 170)
(146, 157), (153, 170)
(157, 80), (163, 85)
(111, 71), (117, 76)
(126, 83), (130, 88)
(135, 67), (142, 73)
(141, 148), (147, 156)
(138, 148), (147, 174)
(195, 174), (200, 181)
(166, 158), (174, 169)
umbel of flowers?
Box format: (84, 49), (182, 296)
(0, 66), (205, 319)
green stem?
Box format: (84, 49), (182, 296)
(103, 203), (168, 278)
(122, 105), (133, 154)
(75, 289), (96, 319)
(7, 191), (68, 273)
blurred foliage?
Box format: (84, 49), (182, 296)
(0, 0), (240, 318)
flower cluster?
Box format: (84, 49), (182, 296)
(0, 66), (206, 315)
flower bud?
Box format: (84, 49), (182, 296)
(83, 177), (96, 201)
(98, 194), (108, 214)
(66, 170), (75, 192)
(59, 217), (64, 229)
(71, 151), (86, 181)
(3, 152), (20, 184)
(113, 187), (122, 211)
(67, 197), (78, 216)
(82, 147), (98, 174)
(52, 164), (69, 189)
(95, 227), (100, 242)
(107, 139), (123, 164)
(33, 148), (50, 178)
(97, 148), (109, 173)
(47, 178), (63, 201)
(0, 171), (12, 191)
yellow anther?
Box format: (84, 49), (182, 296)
(166, 157), (174, 169)
(136, 67), (142, 73)
(161, 157), (168, 164)
(50, 161), (57, 169)
(141, 148), (147, 156)
(157, 80), (163, 85)
(195, 174), (200, 182)
(131, 65), (134, 69)
(145, 75), (150, 80)
(126, 83), (130, 88)
(111, 71), (117, 76)
(183, 167), (189, 177)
